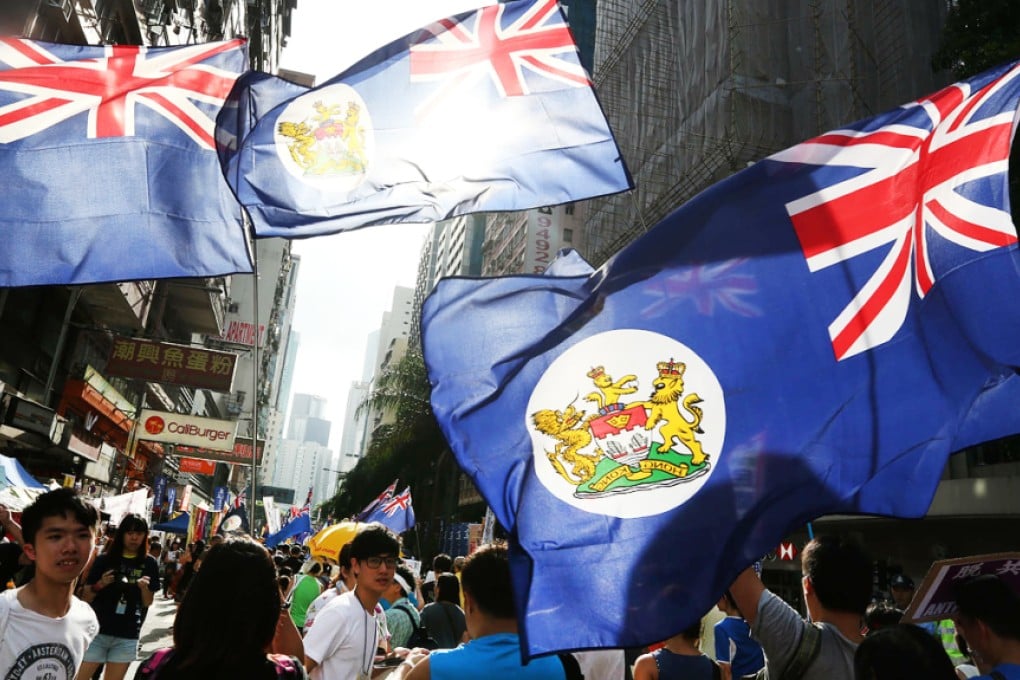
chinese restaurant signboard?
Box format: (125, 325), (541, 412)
(106, 336), (237, 392)
(175, 436), (265, 467)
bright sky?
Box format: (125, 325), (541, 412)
(274, 0), (492, 449)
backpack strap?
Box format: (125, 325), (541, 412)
(780, 622), (823, 680)
(394, 603), (427, 636)
(558, 653), (584, 680)
(136, 648), (175, 677)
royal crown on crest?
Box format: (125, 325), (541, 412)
(586, 366), (606, 379)
(656, 358), (685, 377)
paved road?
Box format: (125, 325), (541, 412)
(124, 593), (176, 678)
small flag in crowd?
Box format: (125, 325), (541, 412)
(357, 479), (398, 520)
(0, 38), (252, 287)
(226, 0), (631, 239)
(218, 502), (250, 535)
(233, 489), (247, 509)
(364, 486), (415, 534)
(265, 509), (311, 548)
(421, 60), (1020, 655)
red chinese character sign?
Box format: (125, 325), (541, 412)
(105, 336), (237, 392)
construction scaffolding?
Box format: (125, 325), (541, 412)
(581, 0), (952, 266)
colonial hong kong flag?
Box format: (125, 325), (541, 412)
(364, 487), (415, 534)
(0, 39), (252, 287)
(421, 60), (1020, 656)
(356, 479), (398, 521)
(228, 0), (631, 239)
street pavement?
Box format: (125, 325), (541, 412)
(124, 593), (176, 679)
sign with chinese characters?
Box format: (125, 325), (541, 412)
(174, 437), (265, 467)
(105, 336), (237, 392)
(136, 410), (237, 452)
(903, 552), (1020, 623)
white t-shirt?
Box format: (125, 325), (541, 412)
(0, 587), (99, 679)
(304, 581), (348, 630)
(303, 590), (379, 680)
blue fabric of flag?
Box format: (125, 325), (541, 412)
(265, 511), (311, 548)
(421, 61), (1020, 656)
(0, 39), (252, 287)
(227, 0), (632, 239)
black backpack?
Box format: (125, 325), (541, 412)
(393, 603), (440, 650)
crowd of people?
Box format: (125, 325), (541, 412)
(0, 488), (1017, 680)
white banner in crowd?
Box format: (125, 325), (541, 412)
(263, 496), (281, 534)
(103, 488), (147, 526)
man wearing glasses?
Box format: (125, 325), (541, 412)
(304, 523), (400, 680)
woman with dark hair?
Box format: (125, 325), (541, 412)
(854, 623), (958, 679)
(77, 514), (161, 680)
(136, 538), (306, 679)
(419, 573), (467, 649)
(633, 619), (730, 680)
(172, 539), (204, 606)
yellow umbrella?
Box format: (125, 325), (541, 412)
(308, 521), (362, 561)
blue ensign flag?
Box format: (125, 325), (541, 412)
(0, 38), (252, 287)
(265, 511), (311, 548)
(364, 487), (415, 534)
(227, 0), (632, 238)
(422, 61), (1020, 655)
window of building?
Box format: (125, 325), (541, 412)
(563, 228), (573, 243)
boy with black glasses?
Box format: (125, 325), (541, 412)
(304, 522), (399, 680)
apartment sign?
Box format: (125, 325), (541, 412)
(106, 336), (237, 392)
(137, 410), (237, 452)
(175, 436), (265, 467)
(219, 319), (266, 347)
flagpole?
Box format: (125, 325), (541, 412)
(247, 217), (260, 537)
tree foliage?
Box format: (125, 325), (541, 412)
(323, 349), (464, 558)
(932, 0), (1020, 79)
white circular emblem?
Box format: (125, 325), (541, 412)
(526, 329), (726, 518)
(273, 83), (373, 193)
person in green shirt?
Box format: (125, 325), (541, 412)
(289, 560), (323, 631)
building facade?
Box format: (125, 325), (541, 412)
(0, 1), (297, 517)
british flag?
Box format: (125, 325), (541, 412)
(0, 38), (244, 149)
(379, 487), (412, 516)
(409, 0), (588, 117)
(776, 63), (1020, 361)
(364, 486), (415, 533)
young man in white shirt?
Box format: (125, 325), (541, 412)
(0, 488), (100, 678)
(303, 523), (400, 680)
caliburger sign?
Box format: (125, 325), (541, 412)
(137, 410), (237, 453)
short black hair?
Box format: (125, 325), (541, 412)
(436, 573), (461, 604)
(20, 488), (99, 545)
(802, 534), (872, 615)
(954, 574), (1020, 640)
(461, 544), (515, 619)
(350, 523), (399, 560)
(854, 624), (957, 680)
(865, 602), (905, 632)
(432, 553), (452, 573)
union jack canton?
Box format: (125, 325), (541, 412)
(776, 62), (1020, 360)
(0, 39), (244, 149)
(409, 0), (589, 118)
